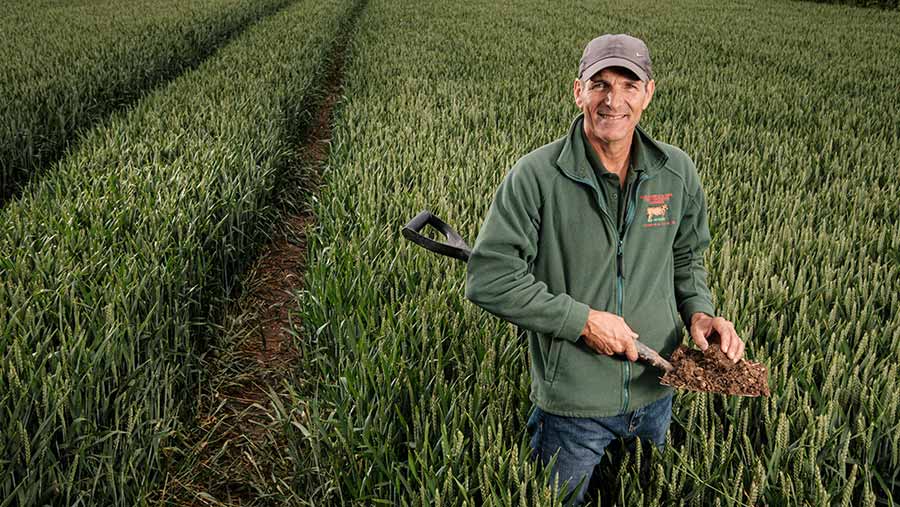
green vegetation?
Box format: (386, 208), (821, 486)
(0, 0), (352, 503)
(3, 0), (899, 504)
(804, 0), (898, 10)
(0, 0), (289, 201)
(282, 0), (900, 505)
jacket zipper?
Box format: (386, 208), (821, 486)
(618, 172), (648, 414)
(565, 170), (649, 414)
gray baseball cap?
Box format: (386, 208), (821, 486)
(579, 34), (652, 82)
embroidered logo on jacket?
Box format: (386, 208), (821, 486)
(640, 193), (676, 227)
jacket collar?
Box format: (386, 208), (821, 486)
(556, 114), (668, 184)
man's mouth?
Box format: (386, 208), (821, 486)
(599, 113), (628, 120)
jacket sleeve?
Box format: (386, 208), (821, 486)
(673, 181), (716, 328)
(464, 164), (589, 342)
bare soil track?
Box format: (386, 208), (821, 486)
(156, 3), (363, 504)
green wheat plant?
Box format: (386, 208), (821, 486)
(281, 0), (900, 505)
(0, 0), (290, 200)
(0, 0), (352, 504)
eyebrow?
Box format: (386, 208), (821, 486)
(589, 78), (640, 86)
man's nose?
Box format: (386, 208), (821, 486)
(604, 89), (618, 107)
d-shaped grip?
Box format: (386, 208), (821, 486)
(401, 210), (472, 262)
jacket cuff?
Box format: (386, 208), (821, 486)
(679, 301), (715, 330)
(558, 299), (590, 342)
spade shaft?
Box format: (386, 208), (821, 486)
(634, 340), (675, 373)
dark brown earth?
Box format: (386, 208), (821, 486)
(660, 342), (770, 397)
(156, 10), (357, 506)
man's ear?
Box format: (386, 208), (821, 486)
(642, 79), (656, 110)
(573, 78), (584, 108)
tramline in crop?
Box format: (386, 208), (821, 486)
(0, 0), (290, 203)
(0, 0), (352, 504)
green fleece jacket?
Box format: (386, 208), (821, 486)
(465, 114), (716, 417)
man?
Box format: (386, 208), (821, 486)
(464, 34), (745, 505)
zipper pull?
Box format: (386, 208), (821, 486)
(617, 239), (625, 279)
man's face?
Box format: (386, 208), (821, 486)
(574, 66), (655, 146)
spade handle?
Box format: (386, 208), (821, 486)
(401, 210), (471, 262)
(634, 340), (675, 373)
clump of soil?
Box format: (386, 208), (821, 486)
(660, 344), (770, 397)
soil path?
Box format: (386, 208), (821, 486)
(157, 4), (362, 505)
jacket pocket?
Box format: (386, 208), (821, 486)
(545, 337), (563, 384)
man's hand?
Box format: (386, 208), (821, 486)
(690, 313), (744, 363)
(580, 309), (639, 361)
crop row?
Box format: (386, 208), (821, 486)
(0, 0), (353, 504)
(280, 0), (900, 504)
(0, 0), (290, 202)
(805, 0), (899, 9)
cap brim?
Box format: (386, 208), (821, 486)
(581, 57), (649, 82)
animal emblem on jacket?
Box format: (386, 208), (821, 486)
(646, 204), (668, 221)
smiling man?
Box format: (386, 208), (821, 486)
(465, 34), (745, 505)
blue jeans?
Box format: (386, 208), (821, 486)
(527, 394), (674, 506)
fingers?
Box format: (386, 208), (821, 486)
(693, 315), (747, 362)
(580, 313), (640, 362)
(691, 320), (709, 351)
(624, 336), (638, 362)
(619, 321), (639, 361)
(717, 325), (731, 354)
(594, 339), (614, 356)
(713, 318), (744, 362)
(692, 329), (709, 351)
(727, 330), (744, 362)
(587, 311), (748, 363)
(584, 330), (638, 361)
(594, 333), (638, 361)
